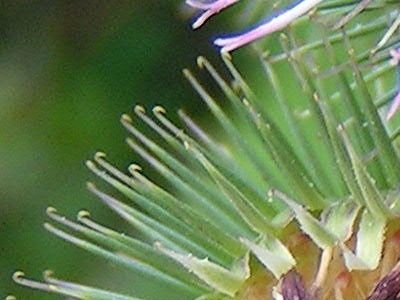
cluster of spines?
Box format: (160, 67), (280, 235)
(10, 2), (400, 300)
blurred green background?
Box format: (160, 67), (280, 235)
(0, 1), (229, 298)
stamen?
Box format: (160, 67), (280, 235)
(186, 0), (239, 29)
(214, 0), (322, 52)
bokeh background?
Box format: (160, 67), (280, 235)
(0, 1), (240, 298)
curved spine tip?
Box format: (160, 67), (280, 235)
(42, 270), (54, 280)
(220, 51), (231, 60)
(128, 164), (142, 174)
(12, 271), (25, 282)
(46, 207), (57, 215)
(86, 181), (97, 192)
(153, 106), (166, 114)
(197, 56), (206, 68)
(77, 210), (90, 220)
(94, 152), (107, 160)
(134, 105), (146, 114)
(121, 114), (133, 124)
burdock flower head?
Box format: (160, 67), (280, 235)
(9, 1), (400, 300)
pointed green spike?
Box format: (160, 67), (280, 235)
(183, 68), (280, 190)
(86, 162), (207, 252)
(13, 271), (141, 300)
(261, 56), (336, 197)
(76, 211), (209, 291)
(343, 34), (400, 187)
(123, 116), (249, 234)
(87, 182), (215, 258)
(44, 222), (197, 294)
(89, 155), (244, 263)
(317, 27), (389, 188)
(185, 141), (276, 235)
(315, 98), (365, 206)
(240, 235), (295, 278)
(342, 209), (386, 270)
(333, 0), (373, 30)
(320, 200), (360, 241)
(156, 243), (249, 297)
(244, 99), (328, 209)
(127, 138), (244, 235)
(197, 56), (248, 121)
(221, 53), (256, 103)
(128, 169), (246, 260)
(153, 107), (268, 200)
(339, 125), (392, 220)
(270, 189), (336, 249)
(279, 32), (347, 196)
